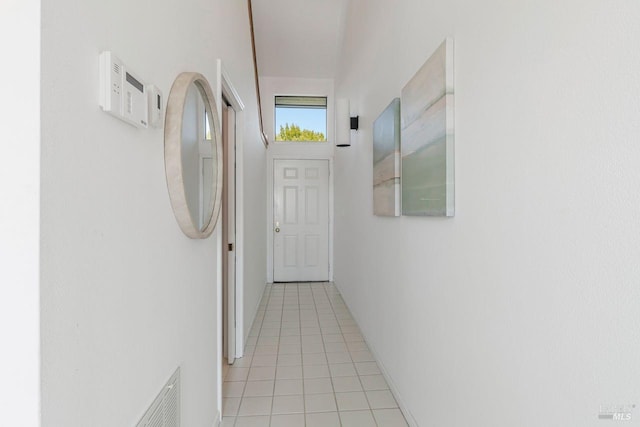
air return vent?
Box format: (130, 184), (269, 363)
(136, 368), (180, 427)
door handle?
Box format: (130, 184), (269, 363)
(275, 227), (280, 233)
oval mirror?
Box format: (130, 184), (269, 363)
(164, 72), (222, 238)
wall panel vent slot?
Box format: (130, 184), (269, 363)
(136, 368), (180, 427)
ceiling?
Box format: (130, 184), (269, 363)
(251, 0), (350, 79)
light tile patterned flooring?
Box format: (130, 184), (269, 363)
(221, 282), (409, 427)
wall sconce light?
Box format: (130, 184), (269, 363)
(336, 98), (359, 147)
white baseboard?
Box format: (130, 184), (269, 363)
(334, 281), (419, 427)
(241, 282), (269, 357)
(367, 343), (419, 427)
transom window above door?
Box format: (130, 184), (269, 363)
(275, 96), (327, 142)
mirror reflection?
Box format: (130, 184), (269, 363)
(181, 82), (216, 231)
(164, 72), (221, 239)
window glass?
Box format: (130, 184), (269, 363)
(275, 96), (327, 142)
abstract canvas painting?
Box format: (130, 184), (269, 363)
(373, 98), (401, 216)
(401, 38), (454, 216)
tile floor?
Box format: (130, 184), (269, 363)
(221, 282), (408, 427)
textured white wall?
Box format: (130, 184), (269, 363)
(0, 1), (40, 425)
(334, 1), (640, 426)
(40, 1), (265, 426)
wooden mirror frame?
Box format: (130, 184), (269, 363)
(164, 72), (223, 239)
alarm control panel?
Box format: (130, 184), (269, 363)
(99, 51), (148, 128)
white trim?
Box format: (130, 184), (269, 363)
(266, 153), (334, 283)
(333, 282), (419, 427)
(214, 223), (223, 419)
(0, 1), (41, 424)
(233, 114), (245, 357)
(215, 59), (246, 421)
(244, 285), (266, 345)
(216, 59), (245, 358)
(218, 62), (245, 112)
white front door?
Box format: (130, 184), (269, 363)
(273, 159), (329, 282)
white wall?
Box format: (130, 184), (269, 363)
(334, 1), (640, 426)
(0, 1), (40, 425)
(40, 1), (265, 426)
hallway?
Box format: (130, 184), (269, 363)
(221, 283), (408, 427)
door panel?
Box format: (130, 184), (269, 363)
(284, 235), (298, 268)
(284, 167), (298, 179)
(226, 106), (236, 363)
(304, 235), (320, 267)
(305, 167), (319, 179)
(273, 159), (329, 282)
(222, 102), (236, 364)
(305, 187), (319, 224)
(284, 187), (298, 224)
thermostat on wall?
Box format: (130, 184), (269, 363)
(99, 51), (148, 128)
(147, 85), (164, 128)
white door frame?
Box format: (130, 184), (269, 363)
(215, 60), (245, 422)
(267, 154), (334, 283)
(222, 104), (236, 363)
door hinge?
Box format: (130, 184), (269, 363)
(228, 243), (234, 251)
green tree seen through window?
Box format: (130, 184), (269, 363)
(276, 123), (326, 142)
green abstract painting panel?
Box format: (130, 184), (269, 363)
(401, 38), (454, 217)
(373, 98), (401, 216)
